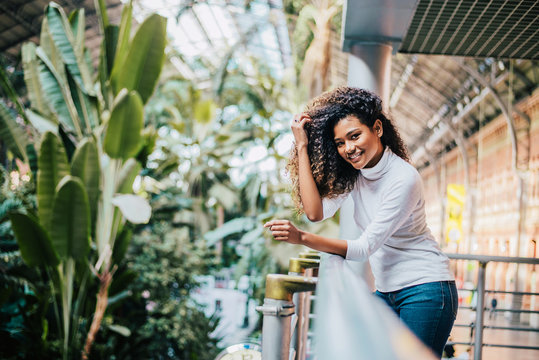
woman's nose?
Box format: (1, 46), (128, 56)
(345, 142), (355, 153)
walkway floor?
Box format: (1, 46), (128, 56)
(450, 309), (538, 359)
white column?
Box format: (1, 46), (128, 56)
(347, 43), (393, 110)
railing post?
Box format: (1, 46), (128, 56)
(258, 298), (295, 360)
(288, 257), (320, 360)
(474, 261), (487, 360)
(256, 274), (318, 360)
(299, 268), (314, 360)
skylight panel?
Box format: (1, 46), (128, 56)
(179, 12), (206, 43)
(194, 3), (225, 42)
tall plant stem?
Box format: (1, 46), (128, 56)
(56, 259), (75, 360)
(70, 265), (89, 347)
(43, 267), (62, 347)
(96, 158), (119, 260)
(82, 269), (112, 360)
(58, 264), (69, 360)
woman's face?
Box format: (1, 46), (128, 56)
(333, 115), (384, 169)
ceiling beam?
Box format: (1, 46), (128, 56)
(389, 55), (417, 109)
(0, 2), (41, 34)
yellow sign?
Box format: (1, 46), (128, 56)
(446, 184), (465, 244)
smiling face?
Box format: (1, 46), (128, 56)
(333, 115), (384, 169)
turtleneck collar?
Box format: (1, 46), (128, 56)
(360, 147), (392, 180)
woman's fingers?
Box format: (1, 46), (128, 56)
(264, 219), (290, 228)
(274, 237), (288, 241)
(269, 231), (289, 237)
(290, 114), (312, 146)
(267, 225), (290, 231)
(264, 219), (301, 244)
(292, 113), (312, 126)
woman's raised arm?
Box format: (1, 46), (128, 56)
(292, 114), (324, 221)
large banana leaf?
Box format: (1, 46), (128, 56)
(0, 100), (28, 161)
(37, 131), (70, 233)
(94, 0), (110, 30)
(116, 158), (141, 193)
(111, 194), (151, 224)
(34, 47), (78, 132)
(208, 182), (239, 211)
(0, 64), (28, 122)
(40, 16), (68, 88)
(66, 69), (98, 133)
(104, 90), (143, 160)
(50, 176), (90, 260)
(26, 109), (59, 134)
(22, 42), (53, 119)
(26, 144), (38, 180)
(45, 3), (93, 94)
(71, 138), (100, 228)
(204, 217), (257, 246)
(9, 212), (60, 267)
(113, 0), (132, 73)
(104, 25), (119, 78)
(68, 9), (85, 55)
(110, 14), (167, 104)
(98, 33), (112, 110)
(111, 226), (132, 266)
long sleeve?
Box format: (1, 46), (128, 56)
(320, 191), (351, 221)
(345, 172), (421, 261)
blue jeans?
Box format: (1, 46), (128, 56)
(374, 281), (458, 358)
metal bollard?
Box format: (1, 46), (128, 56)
(256, 274), (318, 360)
(288, 258), (320, 275)
(288, 258), (320, 360)
(298, 252), (320, 261)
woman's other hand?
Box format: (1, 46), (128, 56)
(291, 113), (312, 148)
(264, 220), (303, 245)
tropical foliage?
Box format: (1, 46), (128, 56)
(1, 0), (167, 357)
(0, 166), (52, 358)
(284, 0), (343, 98)
(0, 0), (344, 358)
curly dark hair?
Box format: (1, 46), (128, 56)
(287, 87), (409, 210)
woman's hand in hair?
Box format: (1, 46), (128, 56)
(291, 113), (312, 149)
(264, 220), (303, 245)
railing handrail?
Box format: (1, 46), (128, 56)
(445, 253), (539, 265)
(445, 253), (538, 360)
(258, 253), (538, 360)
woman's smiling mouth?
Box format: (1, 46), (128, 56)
(348, 151), (363, 161)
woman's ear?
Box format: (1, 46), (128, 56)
(374, 119), (383, 137)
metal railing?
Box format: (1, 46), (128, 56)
(256, 252), (320, 360)
(256, 253), (539, 360)
(445, 254), (539, 360)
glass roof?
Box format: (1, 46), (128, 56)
(133, 0), (292, 82)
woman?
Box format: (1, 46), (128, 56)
(264, 87), (457, 358)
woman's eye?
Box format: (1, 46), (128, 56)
(335, 142), (343, 147)
(351, 134), (359, 140)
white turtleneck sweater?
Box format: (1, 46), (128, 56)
(321, 147), (453, 292)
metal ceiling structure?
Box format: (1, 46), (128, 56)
(343, 0), (538, 169)
(400, 0), (539, 59)
(133, 0), (292, 84)
(1, 0), (538, 171)
(0, 0), (124, 62)
(0, 0), (293, 91)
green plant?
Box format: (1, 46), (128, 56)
(3, 1), (167, 358)
(283, 0), (342, 99)
(109, 222), (220, 359)
(0, 166), (55, 359)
